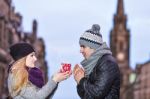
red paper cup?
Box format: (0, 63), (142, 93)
(61, 63), (71, 72)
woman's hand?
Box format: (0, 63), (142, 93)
(52, 70), (72, 83)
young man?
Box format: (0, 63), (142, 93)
(73, 24), (120, 99)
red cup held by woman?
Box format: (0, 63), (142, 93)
(61, 63), (71, 73)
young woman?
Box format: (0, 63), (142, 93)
(8, 42), (71, 99)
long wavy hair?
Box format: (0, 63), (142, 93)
(9, 56), (29, 96)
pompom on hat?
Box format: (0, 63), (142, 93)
(79, 24), (103, 49)
(9, 42), (35, 61)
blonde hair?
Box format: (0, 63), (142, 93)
(10, 57), (29, 96)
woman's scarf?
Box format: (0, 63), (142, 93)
(81, 42), (112, 77)
(27, 67), (44, 88)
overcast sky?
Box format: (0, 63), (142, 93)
(13, 0), (150, 98)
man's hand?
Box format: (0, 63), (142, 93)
(73, 64), (85, 84)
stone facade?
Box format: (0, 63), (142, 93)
(134, 61), (150, 99)
(110, 0), (150, 99)
(0, 0), (48, 98)
(110, 0), (133, 99)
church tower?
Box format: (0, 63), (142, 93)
(110, 0), (132, 99)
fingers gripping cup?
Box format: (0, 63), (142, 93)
(61, 63), (71, 73)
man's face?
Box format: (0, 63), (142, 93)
(80, 45), (95, 59)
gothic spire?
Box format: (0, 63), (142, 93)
(117, 0), (124, 16)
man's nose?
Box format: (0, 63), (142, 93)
(80, 48), (83, 53)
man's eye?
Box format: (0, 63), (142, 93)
(80, 45), (85, 48)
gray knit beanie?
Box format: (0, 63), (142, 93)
(79, 24), (103, 49)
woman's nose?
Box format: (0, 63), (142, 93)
(34, 56), (37, 61)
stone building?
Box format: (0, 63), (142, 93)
(110, 0), (150, 99)
(133, 61), (150, 99)
(0, 0), (48, 98)
(110, 0), (133, 98)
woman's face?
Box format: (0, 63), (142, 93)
(80, 45), (95, 60)
(26, 52), (37, 68)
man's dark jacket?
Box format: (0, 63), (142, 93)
(77, 54), (120, 99)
